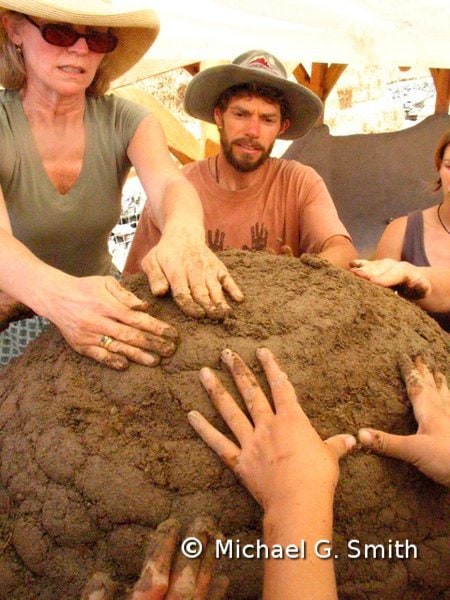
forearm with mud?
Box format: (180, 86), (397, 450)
(0, 227), (73, 319)
(148, 177), (206, 243)
(262, 490), (337, 600)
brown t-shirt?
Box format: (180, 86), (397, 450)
(125, 157), (351, 273)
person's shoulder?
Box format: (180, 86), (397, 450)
(182, 158), (208, 177)
(0, 89), (18, 110)
(0, 90), (18, 130)
(269, 157), (322, 182)
(271, 157), (316, 173)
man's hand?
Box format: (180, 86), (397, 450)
(350, 258), (431, 300)
(359, 355), (450, 486)
(141, 228), (244, 320)
(189, 348), (356, 511)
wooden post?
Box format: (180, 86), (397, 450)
(293, 63), (347, 126)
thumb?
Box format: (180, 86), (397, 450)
(358, 428), (416, 462)
(324, 434), (357, 461)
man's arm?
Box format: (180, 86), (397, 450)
(319, 235), (358, 270)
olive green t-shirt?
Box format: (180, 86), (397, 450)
(0, 90), (149, 276)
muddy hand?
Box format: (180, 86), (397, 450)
(359, 354), (450, 486)
(43, 274), (178, 370)
(81, 572), (116, 600)
(189, 348), (356, 510)
(350, 259), (431, 300)
(128, 517), (228, 600)
(141, 231), (244, 320)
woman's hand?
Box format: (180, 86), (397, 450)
(142, 227), (244, 320)
(359, 355), (450, 487)
(188, 348), (355, 512)
(40, 274), (178, 370)
(350, 258), (431, 300)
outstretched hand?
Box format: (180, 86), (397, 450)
(350, 258), (431, 300)
(359, 354), (450, 486)
(141, 230), (244, 320)
(189, 348), (356, 511)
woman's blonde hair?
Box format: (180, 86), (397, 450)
(0, 11), (113, 96)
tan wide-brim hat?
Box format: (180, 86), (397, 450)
(184, 49), (323, 140)
(0, 0), (159, 81)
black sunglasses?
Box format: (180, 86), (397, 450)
(24, 15), (118, 54)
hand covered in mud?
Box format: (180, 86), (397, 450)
(41, 274), (178, 370)
(0, 290), (35, 332)
(81, 517), (229, 600)
(189, 348), (356, 511)
(350, 258), (431, 300)
(141, 228), (244, 320)
(359, 355), (450, 487)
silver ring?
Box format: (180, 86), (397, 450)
(100, 335), (114, 350)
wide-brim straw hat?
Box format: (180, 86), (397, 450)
(0, 0), (159, 82)
(184, 49), (323, 140)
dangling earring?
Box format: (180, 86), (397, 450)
(15, 44), (23, 57)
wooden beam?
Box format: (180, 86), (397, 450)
(293, 63), (347, 125)
(430, 68), (450, 114)
(184, 62), (200, 77)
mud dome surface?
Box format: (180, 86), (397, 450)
(0, 251), (449, 600)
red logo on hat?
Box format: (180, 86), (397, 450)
(247, 56), (277, 75)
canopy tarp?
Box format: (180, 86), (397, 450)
(140, 0), (450, 68)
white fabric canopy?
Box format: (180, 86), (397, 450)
(144, 0), (450, 69)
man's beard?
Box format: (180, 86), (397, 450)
(220, 130), (274, 173)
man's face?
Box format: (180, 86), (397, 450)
(215, 95), (289, 172)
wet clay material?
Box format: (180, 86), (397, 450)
(0, 251), (449, 599)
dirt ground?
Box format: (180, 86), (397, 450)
(0, 251), (449, 599)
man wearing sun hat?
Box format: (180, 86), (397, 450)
(126, 50), (357, 274)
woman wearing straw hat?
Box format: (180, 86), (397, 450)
(0, 0), (242, 369)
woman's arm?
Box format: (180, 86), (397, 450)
(127, 114), (244, 319)
(374, 217), (407, 260)
(0, 186), (177, 369)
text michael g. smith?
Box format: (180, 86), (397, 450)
(215, 539), (418, 560)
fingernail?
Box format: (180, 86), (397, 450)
(187, 410), (201, 423)
(220, 349), (233, 365)
(358, 429), (373, 445)
(256, 347), (269, 359)
(345, 435), (357, 450)
(144, 354), (159, 367)
(162, 326), (178, 341)
(199, 367), (212, 383)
